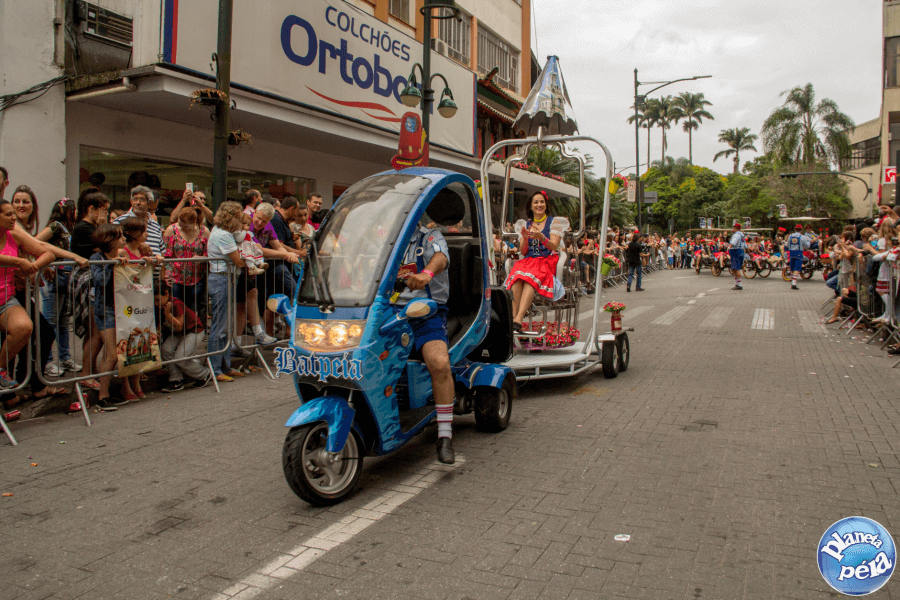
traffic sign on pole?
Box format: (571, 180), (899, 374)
(884, 166), (897, 184)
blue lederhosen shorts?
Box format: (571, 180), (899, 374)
(789, 253), (803, 272)
(399, 304), (449, 352)
(729, 248), (744, 271)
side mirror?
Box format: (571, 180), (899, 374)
(267, 294), (292, 317)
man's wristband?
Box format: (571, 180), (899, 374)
(422, 269), (435, 279)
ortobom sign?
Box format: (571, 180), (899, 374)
(162, 0), (476, 156)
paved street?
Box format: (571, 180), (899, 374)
(2, 269), (899, 600)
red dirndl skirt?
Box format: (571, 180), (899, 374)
(505, 255), (559, 299)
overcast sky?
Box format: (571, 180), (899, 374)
(530, 0), (882, 176)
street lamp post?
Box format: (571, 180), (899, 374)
(633, 70), (712, 232)
(399, 1), (461, 145)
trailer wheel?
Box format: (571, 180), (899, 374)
(601, 341), (619, 379)
(617, 333), (630, 373)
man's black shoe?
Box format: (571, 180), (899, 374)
(437, 437), (455, 464)
(732, 285), (743, 290)
(791, 285), (799, 290)
(635, 287), (644, 291)
(626, 288), (631, 292)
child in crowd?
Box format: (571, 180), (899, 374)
(90, 223), (128, 411)
(119, 218), (163, 402)
(156, 285), (212, 392)
(236, 213), (268, 275)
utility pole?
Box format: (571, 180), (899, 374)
(212, 0), (234, 210)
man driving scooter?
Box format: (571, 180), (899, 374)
(396, 193), (458, 464)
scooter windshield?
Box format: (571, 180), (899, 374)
(298, 173), (432, 308)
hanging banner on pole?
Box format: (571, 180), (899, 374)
(699, 217), (706, 228)
(778, 204), (788, 218)
(743, 217), (751, 228)
(114, 264), (162, 376)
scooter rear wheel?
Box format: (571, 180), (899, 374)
(474, 374), (515, 433)
(283, 422), (364, 506)
(711, 264), (721, 277)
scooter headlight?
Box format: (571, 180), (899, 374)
(295, 319), (365, 352)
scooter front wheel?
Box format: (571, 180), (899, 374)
(283, 422), (364, 506)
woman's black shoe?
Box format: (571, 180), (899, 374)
(512, 322), (523, 332)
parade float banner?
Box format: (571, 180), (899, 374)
(162, 0), (477, 156)
(114, 264), (162, 376)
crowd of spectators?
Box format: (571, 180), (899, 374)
(0, 163), (326, 419)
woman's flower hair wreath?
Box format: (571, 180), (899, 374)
(539, 190), (548, 200)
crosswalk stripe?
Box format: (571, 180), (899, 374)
(700, 307), (733, 328)
(751, 308), (774, 330)
(797, 310), (827, 334)
(651, 306), (693, 325)
(623, 305), (655, 320)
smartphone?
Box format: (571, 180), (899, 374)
(186, 182), (194, 193)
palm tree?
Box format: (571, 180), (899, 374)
(654, 96), (678, 164)
(760, 83), (854, 166)
(672, 92), (714, 164)
(627, 98), (661, 167)
(713, 127), (758, 173)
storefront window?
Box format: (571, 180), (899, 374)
(79, 147), (315, 223)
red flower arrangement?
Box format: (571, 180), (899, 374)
(520, 321), (581, 350)
(601, 254), (621, 269)
(603, 301), (626, 313)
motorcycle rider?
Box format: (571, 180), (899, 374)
(396, 190), (461, 464)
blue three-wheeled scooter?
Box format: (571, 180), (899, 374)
(269, 170), (517, 506)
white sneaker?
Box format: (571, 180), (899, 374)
(61, 359), (82, 372)
(44, 363), (64, 377)
(255, 333), (278, 346)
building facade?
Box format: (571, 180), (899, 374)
(844, 0), (900, 216)
(0, 0), (572, 225)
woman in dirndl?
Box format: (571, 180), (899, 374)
(504, 191), (569, 331)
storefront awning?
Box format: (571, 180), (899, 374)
(67, 65), (578, 199)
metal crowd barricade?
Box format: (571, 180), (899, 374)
(843, 255), (878, 333)
(230, 257), (296, 379)
(33, 257), (236, 429)
(0, 275), (35, 446)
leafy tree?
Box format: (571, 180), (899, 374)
(714, 127), (758, 173)
(627, 98), (661, 168)
(526, 146), (582, 181)
(767, 168), (852, 220)
(654, 95), (678, 164)
(761, 83), (854, 167)
(650, 156), (695, 187)
(672, 92), (714, 164)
